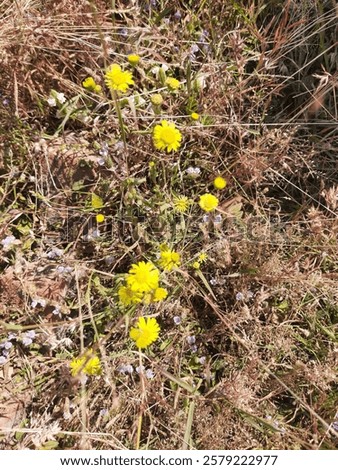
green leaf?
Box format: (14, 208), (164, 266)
(72, 180), (84, 191)
(276, 299), (289, 311)
(16, 219), (31, 235)
(15, 419), (29, 442)
(91, 193), (104, 209)
(159, 338), (173, 351)
(161, 369), (197, 394)
(92, 275), (110, 298)
(0, 322), (24, 331)
(39, 440), (59, 450)
(196, 270), (217, 300)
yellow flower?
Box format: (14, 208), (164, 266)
(199, 193), (219, 212)
(159, 250), (181, 271)
(126, 261), (159, 292)
(143, 287), (168, 304)
(96, 214), (105, 223)
(165, 77), (181, 91)
(70, 349), (101, 376)
(190, 112), (200, 120)
(82, 77), (102, 93)
(127, 54), (140, 66)
(173, 195), (191, 213)
(105, 64), (134, 93)
(153, 120), (182, 153)
(83, 77), (95, 89)
(198, 252), (208, 263)
(214, 176), (227, 190)
(192, 261), (200, 270)
(153, 287), (168, 302)
(151, 93), (164, 106)
(130, 317), (160, 349)
(118, 285), (143, 306)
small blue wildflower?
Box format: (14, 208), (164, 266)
(26, 330), (36, 339)
(118, 364), (134, 374)
(57, 266), (73, 274)
(0, 356), (7, 365)
(91, 229), (100, 239)
(119, 28), (128, 38)
(145, 368), (154, 379)
(114, 141), (124, 153)
(186, 166), (201, 177)
(214, 214), (222, 224)
(31, 298), (46, 308)
(198, 30), (209, 43)
(190, 344), (198, 353)
(190, 44), (199, 55)
(98, 149), (108, 158)
(1, 235), (17, 251)
(46, 247), (64, 259)
(52, 306), (61, 317)
(187, 335), (196, 345)
(21, 330), (36, 346)
(236, 292), (244, 301)
(22, 336), (33, 346)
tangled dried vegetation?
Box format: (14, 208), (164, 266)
(0, 0), (337, 450)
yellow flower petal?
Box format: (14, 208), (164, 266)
(165, 77), (181, 91)
(153, 120), (182, 153)
(214, 176), (227, 190)
(127, 54), (140, 66)
(130, 317), (160, 349)
(199, 193), (219, 212)
(105, 64), (134, 93)
(96, 214), (105, 223)
(70, 349), (101, 376)
(158, 250), (181, 271)
(126, 261), (159, 292)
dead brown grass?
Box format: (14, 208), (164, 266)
(0, 0), (337, 451)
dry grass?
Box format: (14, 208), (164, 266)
(0, 0), (337, 450)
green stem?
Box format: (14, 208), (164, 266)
(112, 92), (127, 147)
(182, 399), (195, 450)
(111, 0), (116, 27)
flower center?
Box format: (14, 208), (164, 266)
(161, 127), (176, 144)
(112, 72), (125, 85)
(134, 270), (145, 283)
